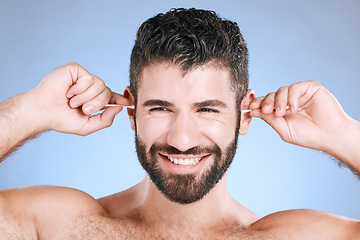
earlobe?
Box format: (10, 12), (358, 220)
(239, 89), (255, 135)
(124, 86), (136, 132)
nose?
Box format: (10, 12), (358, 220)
(166, 112), (201, 152)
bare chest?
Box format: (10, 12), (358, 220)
(49, 215), (265, 240)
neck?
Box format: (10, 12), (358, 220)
(135, 173), (239, 226)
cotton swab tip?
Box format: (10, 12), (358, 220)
(105, 104), (134, 109)
(241, 109), (252, 113)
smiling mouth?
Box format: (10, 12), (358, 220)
(168, 156), (202, 166)
(158, 153), (208, 166)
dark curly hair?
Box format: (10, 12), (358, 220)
(130, 8), (248, 112)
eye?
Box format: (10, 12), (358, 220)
(148, 107), (172, 117)
(149, 107), (169, 112)
(198, 108), (219, 113)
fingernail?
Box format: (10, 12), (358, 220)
(71, 101), (80, 108)
(276, 107), (281, 113)
(291, 105), (296, 113)
(84, 105), (94, 114)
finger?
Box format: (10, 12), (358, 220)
(247, 96), (262, 118)
(66, 68), (95, 99)
(69, 75), (106, 108)
(82, 87), (113, 115)
(288, 80), (320, 113)
(274, 86), (289, 117)
(260, 92), (276, 114)
(79, 107), (122, 136)
(110, 92), (133, 107)
(287, 82), (303, 113)
(249, 96), (264, 110)
(249, 108), (262, 118)
(259, 112), (289, 140)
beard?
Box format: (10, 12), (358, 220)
(135, 132), (239, 204)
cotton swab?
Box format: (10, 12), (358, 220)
(242, 105), (291, 113)
(105, 104), (294, 112)
(105, 104), (134, 109)
(241, 109), (252, 113)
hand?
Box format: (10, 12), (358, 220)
(27, 63), (131, 136)
(249, 80), (353, 152)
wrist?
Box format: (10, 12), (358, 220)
(323, 117), (360, 171)
(9, 92), (49, 137)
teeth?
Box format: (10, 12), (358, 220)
(168, 156), (202, 166)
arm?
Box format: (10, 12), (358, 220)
(248, 80), (360, 174)
(0, 62), (131, 162)
(325, 118), (360, 174)
(0, 63), (131, 238)
(0, 94), (42, 161)
(247, 80), (360, 237)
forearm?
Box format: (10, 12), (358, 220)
(0, 93), (45, 161)
(324, 117), (360, 174)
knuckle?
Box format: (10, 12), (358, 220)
(102, 121), (112, 129)
(288, 82), (300, 91)
(105, 122), (112, 128)
(66, 62), (81, 67)
(103, 115), (115, 128)
(277, 86), (288, 93)
(263, 92), (275, 102)
(98, 80), (106, 89)
(308, 80), (319, 86)
(265, 92), (274, 98)
(89, 75), (95, 84)
(105, 87), (112, 98)
(289, 82), (297, 87)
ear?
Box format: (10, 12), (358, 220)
(239, 89), (255, 135)
(124, 86), (136, 132)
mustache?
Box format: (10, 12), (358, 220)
(150, 143), (221, 156)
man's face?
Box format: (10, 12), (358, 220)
(133, 63), (240, 204)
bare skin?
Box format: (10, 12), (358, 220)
(0, 63), (359, 239)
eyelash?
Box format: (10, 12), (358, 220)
(149, 107), (169, 112)
(198, 108), (219, 113)
(149, 107), (219, 113)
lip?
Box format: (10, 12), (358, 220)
(159, 153), (211, 175)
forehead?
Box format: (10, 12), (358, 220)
(138, 63), (235, 104)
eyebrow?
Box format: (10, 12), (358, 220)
(142, 99), (228, 109)
(143, 99), (175, 108)
(193, 100), (228, 109)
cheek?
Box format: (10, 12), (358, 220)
(197, 118), (236, 144)
(136, 116), (171, 143)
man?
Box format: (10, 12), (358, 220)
(0, 8), (359, 239)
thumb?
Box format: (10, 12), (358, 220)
(110, 91), (133, 107)
(77, 106), (123, 136)
(258, 112), (291, 142)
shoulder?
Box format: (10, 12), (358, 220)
(249, 209), (360, 239)
(0, 185), (107, 239)
(0, 185), (105, 214)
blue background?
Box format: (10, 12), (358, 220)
(0, 0), (359, 219)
